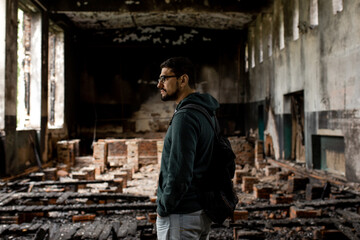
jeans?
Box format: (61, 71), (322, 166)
(156, 210), (212, 240)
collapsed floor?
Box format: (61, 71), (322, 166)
(1, 137), (360, 240)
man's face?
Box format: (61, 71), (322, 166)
(157, 67), (179, 102)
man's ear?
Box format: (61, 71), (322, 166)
(181, 74), (189, 86)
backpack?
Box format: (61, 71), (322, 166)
(178, 104), (239, 225)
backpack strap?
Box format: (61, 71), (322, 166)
(177, 104), (220, 138)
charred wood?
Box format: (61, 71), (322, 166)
(0, 202), (157, 214)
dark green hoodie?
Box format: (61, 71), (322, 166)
(156, 92), (219, 217)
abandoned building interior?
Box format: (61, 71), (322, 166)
(1, 0), (360, 239)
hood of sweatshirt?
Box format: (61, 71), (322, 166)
(176, 92), (219, 114)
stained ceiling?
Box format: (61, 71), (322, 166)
(37, 0), (273, 30)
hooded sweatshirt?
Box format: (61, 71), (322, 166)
(156, 92), (220, 217)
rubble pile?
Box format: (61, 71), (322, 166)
(0, 137), (360, 239)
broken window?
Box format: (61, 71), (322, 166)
(309, 0), (319, 27)
(267, 15), (273, 57)
(250, 30), (255, 68)
(16, 7), (41, 130)
(259, 22), (263, 63)
(279, 5), (285, 50)
(245, 43), (249, 72)
(0, 0), (5, 130)
(48, 22), (64, 129)
(332, 0), (343, 14)
(293, 0), (299, 40)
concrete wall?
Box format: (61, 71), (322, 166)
(0, 0), (5, 131)
(245, 0), (360, 182)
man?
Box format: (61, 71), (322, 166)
(156, 57), (219, 239)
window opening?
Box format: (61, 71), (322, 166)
(48, 23), (64, 128)
(251, 30), (255, 68)
(17, 5), (41, 130)
(310, 0), (319, 26)
(259, 22), (263, 63)
(332, 0), (343, 14)
(267, 16), (273, 57)
(279, 5), (285, 50)
(245, 43), (249, 72)
(17, 8), (31, 128)
(293, 0), (299, 40)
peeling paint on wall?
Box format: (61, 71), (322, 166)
(264, 109), (280, 159)
(132, 94), (175, 133)
(64, 11), (253, 30)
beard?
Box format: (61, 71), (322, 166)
(161, 83), (180, 101)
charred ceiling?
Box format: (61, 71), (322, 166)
(38, 0), (273, 30)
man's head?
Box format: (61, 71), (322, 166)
(157, 57), (195, 103)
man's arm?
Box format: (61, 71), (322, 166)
(157, 112), (199, 216)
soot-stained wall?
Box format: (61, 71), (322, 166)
(244, 0), (360, 182)
(71, 27), (244, 152)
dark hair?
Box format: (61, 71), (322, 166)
(160, 57), (195, 88)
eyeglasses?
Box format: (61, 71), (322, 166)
(158, 75), (177, 84)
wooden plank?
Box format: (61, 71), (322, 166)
(333, 221), (359, 240)
(98, 222), (114, 240)
(7, 192), (149, 202)
(117, 219), (137, 237)
(0, 202), (157, 214)
(33, 223), (50, 240)
(231, 218), (337, 228)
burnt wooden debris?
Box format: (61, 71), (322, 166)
(1, 140), (360, 239)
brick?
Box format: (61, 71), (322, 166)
(233, 210), (248, 221)
(57, 141), (71, 165)
(20, 212), (46, 223)
(71, 172), (87, 189)
(255, 159), (267, 169)
(43, 168), (57, 181)
(126, 140), (139, 172)
(93, 141), (108, 165)
(110, 178), (123, 193)
(99, 187), (118, 193)
(289, 206), (321, 219)
(72, 172), (87, 180)
(106, 139), (127, 157)
(68, 139), (80, 157)
(233, 169), (249, 184)
(150, 196), (157, 203)
(138, 140), (158, 157)
(254, 140), (264, 153)
(121, 167), (134, 181)
(72, 214), (96, 223)
(241, 177), (259, 193)
(157, 140), (164, 168)
(139, 156), (158, 166)
(265, 166), (280, 176)
(269, 194), (294, 205)
(114, 171), (128, 188)
(0, 215), (20, 224)
(148, 212), (157, 224)
(94, 164), (105, 175)
(315, 229), (346, 239)
(29, 172), (45, 181)
(107, 156), (127, 167)
(82, 167), (96, 180)
(276, 171), (290, 181)
(287, 176), (309, 193)
(253, 184), (273, 199)
(306, 184), (326, 200)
